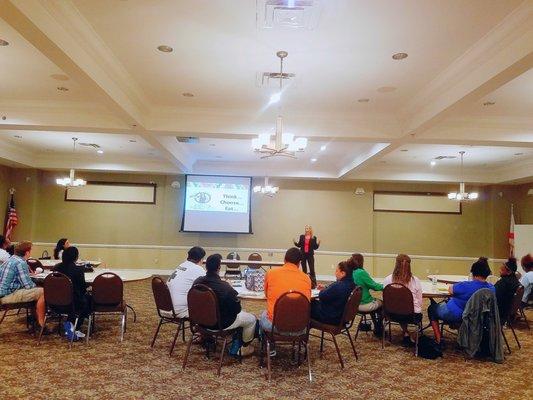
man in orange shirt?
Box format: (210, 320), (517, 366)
(260, 247), (312, 337)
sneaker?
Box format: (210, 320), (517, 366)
(63, 321), (75, 341)
(269, 349), (277, 357)
(228, 337), (243, 356)
(75, 330), (86, 339)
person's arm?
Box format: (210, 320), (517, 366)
(360, 270), (383, 291)
(19, 262), (36, 289)
(313, 236), (320, 250)
(318, 282), (338, 302)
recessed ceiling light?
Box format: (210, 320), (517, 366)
(97, 150), (104, 154)
(357, 98), (370, 103)
(377, 86), (397, 93)
(157, 45), (173, 53)
(430, 160), (436, 166)
(310, 158), (317, 163)
(50, 74), (69, 81)
(483, 101), (495, 106)
(56, 86), (69, 92)
(13, 135), (22, 139)
(0, 39), (10, 46)
(320, 145), (327, 151)
(514, 153), (524, 156)
(400, 149), (408, 152)
(209, 143), (216, 147)
(129, 139), (137, 143)
(182, 92), (194, 97)
(392, 52), (408, 60)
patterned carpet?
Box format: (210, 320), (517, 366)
(0, 278), (531, 400)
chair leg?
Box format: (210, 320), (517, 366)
(126, 304), (137, 322)
(266, 340), (272, 381)
(414, 325), (420, 357)
(86, 314), (92, 344)
(519, 308), (530, 330)
(182, 331), (195, 370)
(306, 341), (313, 383)
(381, 319), (386, 349)
(181, 320), (186, 342)
(509, 323), (521, 349)
(0, 310), (8, 325)
(217, 336), (228, 377)
(170, 322), (181, 356)
(319, 330), (325, 356)
(37, 315), (48, 346)
(346, 329), (358, 361)
(501, 326), (511, 354)
(388, 319), (392, 343)
(151, 318), (163, 348)
(120, 312), (126, 342)
(331, 334), (344, 369)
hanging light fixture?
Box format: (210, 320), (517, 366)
(252, 51), (308, 159)
(253, 177), (279, 197)
(448, 151), (478, 201)
(56, 138), (87, 187)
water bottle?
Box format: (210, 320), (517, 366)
(432, 276), (438, 288)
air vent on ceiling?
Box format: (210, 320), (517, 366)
(434, 155), (457, 160)
(256, 71), (296, 88)
(176, 136), (199, 144)
(258, 0), (321, 30)
(79, 143), (101, 149)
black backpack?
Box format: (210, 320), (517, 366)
(417, 335), (443, 359)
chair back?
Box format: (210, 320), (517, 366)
(187, 284), (220, 330)
(339, 287), (362, 327)
(92, 272), (124, 306)
(26, 258), (43, 273)
(226, 252), (241, 270)
(152, 276), (175, 317)
(43, 272), (74, 310)
(507, 285), (525, 320)
(272, 291), (310, 334)
(382, 283), (415, 316)
(247, 252), (262, 269)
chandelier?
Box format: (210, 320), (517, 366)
(252, 51), (308, 159)
(56, 138), (87, 187)
(448, 151), (478, 201)
(253, 177), (279, 197)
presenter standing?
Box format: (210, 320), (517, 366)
(294, 225), (320, 288)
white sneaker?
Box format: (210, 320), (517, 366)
(75, 330), (86, 339)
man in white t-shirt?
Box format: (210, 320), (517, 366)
(167, 246), (206, 318)
(0, 236), (11, 264)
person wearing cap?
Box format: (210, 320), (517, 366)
(494, 257), (520, 320)
(519, 254), (533, 306)
(167, 246), (206, 318)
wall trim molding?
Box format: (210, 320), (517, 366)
(32, 242), (507, 263)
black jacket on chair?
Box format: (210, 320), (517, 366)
(294, 235), (319, 256)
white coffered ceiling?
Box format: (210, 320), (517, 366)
(0, 0), (532, 184)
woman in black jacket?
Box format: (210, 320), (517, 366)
(54, 246), (91, 335)
(294, 225), (320, 288)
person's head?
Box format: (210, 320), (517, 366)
(521, 254), (533, 272)
(205, 253), (222, 274)
(62, 246), (79, 265)
(470, 257), (491, 280)
(6, 244), (14, 256)
(187, 246), (206, 264)
(499, 257), (517, 277)
(304, 225), (313, 236)
(348, 253), (365, 270)
(14, 241), (32, 259)
(284, 247), (302, 266)
(392, 254), (413, 285)
(54, 238), (69, 259)
(335, 261), (353, 281)
(0, 235), (9, 250)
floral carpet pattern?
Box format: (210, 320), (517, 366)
(0, 278), (531, 400)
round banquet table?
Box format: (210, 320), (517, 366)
(426, 274), (468, 284)
(373, 277), (450, 299)
(230, 280), (320, 300)
(38, 259), (102, 269)
(31, 269), (152, 284)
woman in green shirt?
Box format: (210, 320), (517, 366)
(349, 253), (384, 336)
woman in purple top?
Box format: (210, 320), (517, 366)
(428, 257), (495, 344)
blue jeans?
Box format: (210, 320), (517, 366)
(428, 302), (461, 323)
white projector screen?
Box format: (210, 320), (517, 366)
(181, 175), (252, 233)
(515, 224), (533, 273)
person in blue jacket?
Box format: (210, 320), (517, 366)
(311, 261), (355, 325)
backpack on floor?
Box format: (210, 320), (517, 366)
(417, 335), (443, 359)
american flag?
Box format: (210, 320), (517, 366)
(4, 194), (18, 241)
(508, 204), (515, 257)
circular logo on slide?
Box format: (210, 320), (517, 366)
(192, 192), (211, 204)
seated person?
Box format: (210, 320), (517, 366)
(428, 257), (495, 344)
(0, 235), (11, 264)
(494, 257), (520, 321)
(382, 254), (423, 346)
(260, 247), (311, 336)
(54, 246), (91, 340)
(0, 241), (46, 330)
(167, 246), (206, 318)
(311, 261), (355, 325)
(54, 238), (70, 260)
(520, 254), (533, 307)
(193, 254), (256, 356)
(349, 253), (384, 336)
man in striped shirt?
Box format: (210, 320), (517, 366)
(0, 241), (45, 328)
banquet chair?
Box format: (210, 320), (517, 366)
(310, 287), (362, 368)
(87, 272), (127, 343)
(150, 276), (188, 356)
(38, 272), (83, 348)
(259, 291), (312, 382)
(501, 285), (528, 353)
(26, 258), (43, 273)
(247, 252), (262, 269)
(182, 284), (240, 376)
(381, 283), (423, 356)
(224, 252), (242, 280)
